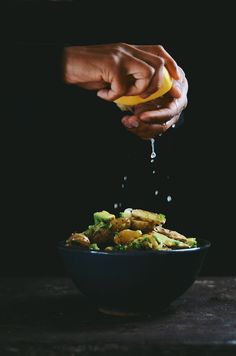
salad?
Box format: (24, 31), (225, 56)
(65, 208), (197, 251)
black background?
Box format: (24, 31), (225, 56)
(2, 0), (235, 276)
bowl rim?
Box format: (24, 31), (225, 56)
(57, 238), (211, 256)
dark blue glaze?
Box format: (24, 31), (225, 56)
(58, 238), (210, 313)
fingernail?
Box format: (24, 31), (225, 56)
(122, 120), (133, 129)
(130, 120), (139, 128)
(164, 120), (171, 126)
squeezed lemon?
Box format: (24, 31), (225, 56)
(114, 67), (172, 110)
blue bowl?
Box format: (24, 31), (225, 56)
(58, 238), (210, 314)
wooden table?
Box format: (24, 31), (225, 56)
(0, 277), (235, 355)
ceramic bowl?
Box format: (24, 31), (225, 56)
(58, 238), (210, 315)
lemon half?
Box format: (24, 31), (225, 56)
(114, 67), (172, 110)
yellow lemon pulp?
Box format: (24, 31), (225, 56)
(114, 67), (172, 107)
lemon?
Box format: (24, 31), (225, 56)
(114, 67), (172, 110)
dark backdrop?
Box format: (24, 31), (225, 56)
(2, 0), (235, 276)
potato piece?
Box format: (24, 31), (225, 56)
(153, 232), (190, 249)
(91, 228), (114, 247)
(131, 219), (155, 232)
(148, 235), (160, 250)
(154, 226), (187, 242)
(132, 209), (166, 225)
(110, 217), (131, 232)
(114, 229), (142, 245)
(66, 233), (90, 247)
(104, 246), (114, 252)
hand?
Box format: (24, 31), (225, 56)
(63, 43), (180, 101)
(121, 67), (188, 139)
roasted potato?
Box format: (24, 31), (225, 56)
(66, 233), (90, 247)
(132, 209), (166, 225)
(114, 229), (142, 245)
(90, 228), (114, 248)
(110, 217), (131, 232)
(131, 219), (155, 232)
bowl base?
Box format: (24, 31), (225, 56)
(98, 303), (171, 317)
(98, 307), (148, 317)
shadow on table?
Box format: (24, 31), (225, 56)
(1, 294), (178, 331)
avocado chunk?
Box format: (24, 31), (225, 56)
(186, 238), (197, 247)
(93, 210), (115, 224)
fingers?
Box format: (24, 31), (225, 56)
(140, 61), (164, 98)
(157, 46), (180, 80)
(138, 71), (188, 124)
(65, 43), (182, 101)
(120, 44), (167, 97)
(169, 83), (182, 98)
(98, 53), (156, 100)
(169, 66), (188, 97)
(138, 98), (181, 124)
(121, 114), (180, 140)
(123, 55), (156, 96)
(135, 45), (180, 80)
(118, 50), (188, 140)
(121, 115), (140, 129)
(97, 69), (128, 101)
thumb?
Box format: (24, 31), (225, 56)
(97, 88), (120, 101)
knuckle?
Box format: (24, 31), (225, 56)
(116, 42), (130, 51)
(145, 65), (155, 77)
(157, 45), (164, 52)
(110, 50), (121, 65)
(119, 42), (128, 47)
(63, 70), (76, 84)
(158, 57), (165, 66)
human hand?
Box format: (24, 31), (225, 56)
(63, 43), (180, 101)
(121, 67), (188, 139)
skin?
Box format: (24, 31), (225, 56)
(63, 43), (188, 139)
(122, 67), (188, 139)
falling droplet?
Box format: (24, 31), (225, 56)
(123, 176), (128, 181)
(150, 159), (154, 163)
(167, 195), (172, 202)
(114, 203), (119, 209)
(119, 202), (122, 208)
(154, 190), (159, 196)
(172, 124), (176, 128)
(152, 170), (156, 174)
(150, 138), (156, 159)
(121, 184), (125, 189)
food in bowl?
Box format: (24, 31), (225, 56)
(58, 209), (210, 314)
(65, 208), (197, 252)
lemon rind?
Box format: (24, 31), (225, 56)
(114, 67), (172, 107)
